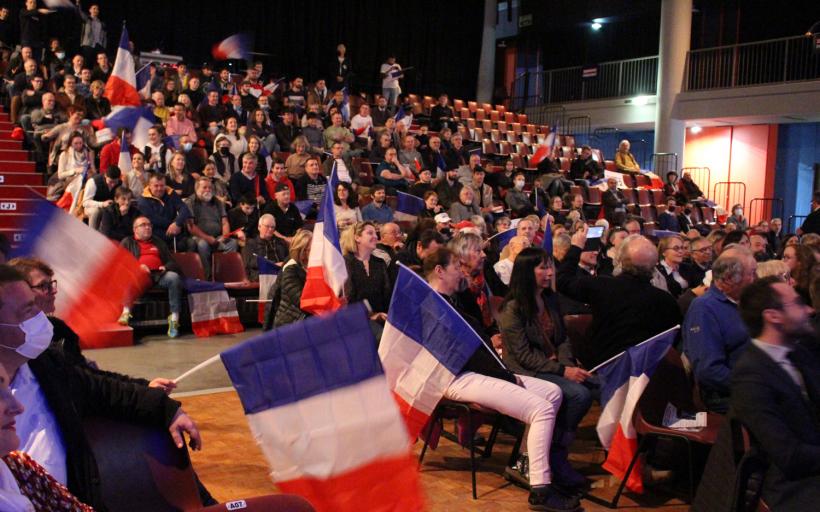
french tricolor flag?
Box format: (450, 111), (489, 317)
(94, 105), (157, 150)
(135, 63), (152, 100)
(594, 326), (679, 494)
(379, 264), (486, 439)
(394, 191), (423, 222)
(117, 131), (132, 174)
(220, 303), (424, 511)
(12, 200), (150, 348)
(184, 279), (244, 337)
(490, 225), (517, 251)
(54, 163), (89, 216)
(212, 33), (252, 61)
(257, 255), (280, 324)
(104, 26), (141, 108)
(340, 87), (350, 123)
(300, 165), (347, 315)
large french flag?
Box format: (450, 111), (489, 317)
(12, 200), (150, 348)
(594, 326), (679, 494)
(184, 279), (244, 337)
(221, 303), (425, 512)
(257, 255), (280, 324)
(116, 131), (132, 174)
(300, 166), (347, 315)
(490, 226), (517, 252)
(394, 191), (423, 222)
(379, 264), (486, 439)
(135, 63), (152, 100)
(104, 26), (141, 108)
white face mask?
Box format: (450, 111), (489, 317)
(734, 209), (743, 216)
(514, 180), (525, 190)
(0, 311), (54, 359)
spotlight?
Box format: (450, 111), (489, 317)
(591, 22), (602, 31)
(690, 125), (702, 134)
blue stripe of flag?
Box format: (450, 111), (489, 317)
(597, 327), (678, 406)
(257, 255), (281, 276)
(542, 218), (552, 253)
(183, 278), (227, 293)
(10, 199), (59, 258)
(221, 303), (381, 414)
(386, 265), (483, 376)
(318, 165), (342, 253)
(396, 191), (424, 216)
(493, 228), (517, 251)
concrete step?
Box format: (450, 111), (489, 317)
(0, 185), (46, 199)
(0, 161), (36, 172)
(82, 323), (134, 350)
(0, 172), (42, 185)
(0, 198), (40, 213)
(0, 213), (35, 229)
(0, 227), (27, 245)
(0, 149), (31, 161)
(0, 140), (23, 150)
(0, 121), (14, 131)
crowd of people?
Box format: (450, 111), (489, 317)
(0, 3), (818, 510)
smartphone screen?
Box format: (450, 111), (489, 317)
(584, 226), (604, 251)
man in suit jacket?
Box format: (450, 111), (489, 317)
(602, 177), (628, 226)
(732, 277), (820, 510)
(798, 190), (820, 235)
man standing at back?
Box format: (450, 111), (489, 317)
(683, 245), (757, 413)
(379, 55), (402, 106)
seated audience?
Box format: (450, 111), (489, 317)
(295, 156), (327, 206)
(657, 197), (682, 232)
(601, 177), (628, 227)
(375, 147), (412, 193)
(166, 151), (195, 198)
(83, 165), (122, 230)
(614, 139), (640, 174)
(361, 185), (394, 224)
(99, 187), (141, 242)
(322, 141), (357, 185)
(243, 214), (289, 281)
(342, 222), (393, 325)
(557, 228), (681, 368)
(285, 136), (311, 180)
(230, 152), (270, 206)
(421, 249), (578, 511)
(493, 235), (529, 288)
(505, 172), (534, 217)
(449, 187), (481, 224)
(268, 230), (314, 329)
(727, 203), (749, 231)
(569, 145), (603, 183)
(656, 235), (690, 299)
(333, 181), (363, 230)
(137, 174), (192, 249)
(56, 131), (95, 180)
(683, 246), (756, 413)
(184, 178), (238, 278)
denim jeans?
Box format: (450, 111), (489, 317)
(155, 271), (182, 314)
(382, 87), (400, 106)
(534, 372), (594, 434)
(193, 237), (238, 279)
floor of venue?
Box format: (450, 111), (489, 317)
(87, 330), (691, 511)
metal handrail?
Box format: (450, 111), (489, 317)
(687, 34), (812, 54)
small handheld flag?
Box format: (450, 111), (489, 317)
(212, 33), (252, 61)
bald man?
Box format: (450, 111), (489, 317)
(556, 227), (682, 368)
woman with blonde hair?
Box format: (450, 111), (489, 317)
(285, 135), (311, 179)
(268, 229), (314, 329)
(341, 222), (393, 323)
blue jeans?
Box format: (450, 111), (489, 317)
(155, 271), (182, 314)
(382, 87), (400, 106)
(534, 372), (594, 434)
(194, 237), (238, 279)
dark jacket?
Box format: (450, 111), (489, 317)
(343, 254), (392, 314)
(271, 262), (309, 328)
(498, 295), (568, 377)
(28, 348), (181, 511)
(120, 235), (181, 274)
(242, 236), (289, 280)
(557, 245), (681, 368)
(569, 156), (603, 182)
(136, 188), (191, 240)
(99, 204), (141, 242)
(434, 179), (462, 210)
(602, 188), (628, 225)
(800, 208), (820, 235)
(729, 343), (820, 511)
(321, 156), (358, 183)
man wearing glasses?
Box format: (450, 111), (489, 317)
(681, 236), (713, 288)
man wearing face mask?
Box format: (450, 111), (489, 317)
(209, 134), (238, 182)
(0, 265), (203, 510)
(658, 197), (682, 232)
(505, 172), (535, 217)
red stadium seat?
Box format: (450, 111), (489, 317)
(586, 187), (602, 205)
(498, 141), (512, 155)
(620, 173), (636, 188)
(517, 113), (528, 124)
(482, 139), (497, 155)
(635, 174), (652, 188)
(700, 206), (716, 224)
(489, 129), (502, 143)
(504, 112), (515, 124)
(171, 253), (205, 281)
(496, 121), (507, 133)
(213, 253), (258, 290)
(652, 189), (666, 205)
(637, 189), (652, 206)
(506, 131), (518, 143)
(460, 107), (471, 120)
(490, 110), (500, 122)
(467, 101), (478, 112)
(526, 124), (537, 134)
(495, 104), (506, 115)
(453, 99), (464, 111)
(559, 157), (570, 171)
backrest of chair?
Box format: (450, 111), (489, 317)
(213, 252), (249, 283)
(83, 416), (202, 512)
(197, 495), (315, 512)
(172, 252), (205, 281)
(563, 314), (593, 361)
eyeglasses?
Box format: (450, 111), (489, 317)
(693, 247), (712, 253)
(134, 223), (151, 228)
(666, 246), (685, 252)
(29, 279), (57, 293)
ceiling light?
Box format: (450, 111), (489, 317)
(591, 22), (602, 31)
(690, 125), (702, 134)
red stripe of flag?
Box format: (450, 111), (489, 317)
(602, 424), (644, 494)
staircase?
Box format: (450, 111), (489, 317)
(0, 108), (134, 348)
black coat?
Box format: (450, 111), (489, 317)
(270, 262), (309, 329)
(729, 343), (820, 511)
(28, 349), (180, 511)
(800, 208), (820, 235)
(557, 245), (681, 368)
(99, 204), (141, 242)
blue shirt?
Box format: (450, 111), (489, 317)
(361, 201), (394, 224)
(682, 286), (750, 395)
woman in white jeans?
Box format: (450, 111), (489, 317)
(423, 248), (580, 512)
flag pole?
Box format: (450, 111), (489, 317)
(588, 325), (680, 374)
(173, 354), (222, 384)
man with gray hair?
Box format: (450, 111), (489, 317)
(185, 177), (238, 279)
(557, 228), (681, 368)
(683, 245), (757, 413)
